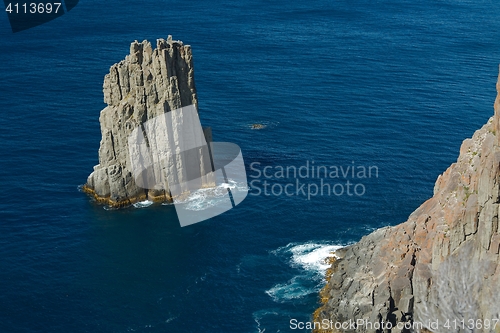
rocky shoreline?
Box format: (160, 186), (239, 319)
(313, 70), (500, 333)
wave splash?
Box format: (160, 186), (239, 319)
(133, 200), (154, 208)
(266, 242), (342, 303)
(167, 179), (248, 211)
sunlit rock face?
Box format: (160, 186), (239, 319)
(84, 36), (214, 207)
(314, 70), (500, 333)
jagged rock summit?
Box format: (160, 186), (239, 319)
(83, 36), (212, 207)
(314, 70), (500, 332)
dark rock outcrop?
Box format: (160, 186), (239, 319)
(314, 70), (500, 333)
(83, 36), (213, 207)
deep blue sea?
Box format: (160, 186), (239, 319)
(1, 0), (500, 332)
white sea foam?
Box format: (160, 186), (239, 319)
(176, 179), (248, 211)
(252, 309), (279, 333)
(266, 242), (343, 303)
(289, 243), (342, 274)
(152, 179), (248, 211)
(265, 276), (314, 302)
(133, 200), (153, 208)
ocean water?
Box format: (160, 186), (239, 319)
(1, 0), (500, 332)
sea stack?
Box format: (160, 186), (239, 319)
(314, 70), (500, 332)
(83, 36), (213, 207)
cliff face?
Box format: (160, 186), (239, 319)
(314, 71), (500, 333)
(84, 36), (213, 207)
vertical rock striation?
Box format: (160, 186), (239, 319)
(314, 70), (500, 332)
(84, 36), (212, 207)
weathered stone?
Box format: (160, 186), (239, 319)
(314, 71), (500, 332)
(84, 36), (211, 208)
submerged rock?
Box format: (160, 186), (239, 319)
(83, 36), (213, 208)
(314, 69), (500, 332)
(251, 123), (266, 129)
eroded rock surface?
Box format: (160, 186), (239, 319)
(314, 70), (500, 333)
(84, 36), (213, 207)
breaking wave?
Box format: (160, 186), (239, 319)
(266, 242), (343, 303)
(133, 200), (154, 208)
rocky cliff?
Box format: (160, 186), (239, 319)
(314, 70), (500, 333)
(83, 36), (213, 207)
